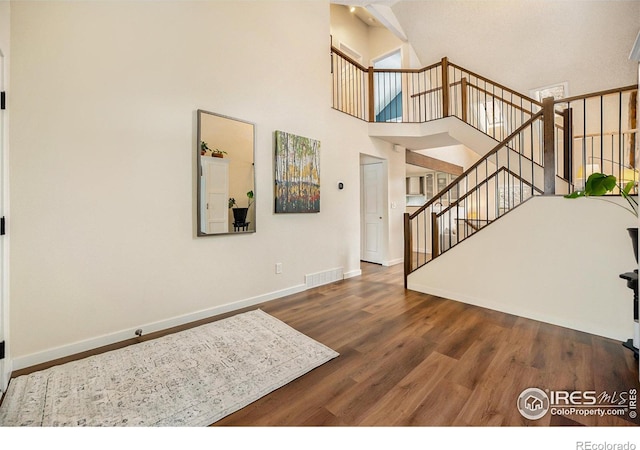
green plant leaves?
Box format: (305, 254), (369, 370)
(565, 172), (638, 217)
(584, 173), (617, 196)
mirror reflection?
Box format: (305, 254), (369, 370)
(197, 110), (255, 235)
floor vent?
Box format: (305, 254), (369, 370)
(305, 267), (344, 289)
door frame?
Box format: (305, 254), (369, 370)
(0, 47), (9, 392)
(360, 154), (389, 265)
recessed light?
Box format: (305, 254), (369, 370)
(349, 6), (356, 13)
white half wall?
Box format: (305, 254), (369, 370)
(408, 196), (638, 341)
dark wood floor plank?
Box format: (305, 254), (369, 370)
(358, 350), (457, 426)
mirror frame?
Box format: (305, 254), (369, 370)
(196, 109), (256, 236)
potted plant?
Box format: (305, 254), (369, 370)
(229, 191), (254, 224)
(200, 141), (227, 158)
(565, 172), (638, 261)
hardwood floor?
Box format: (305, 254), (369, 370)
(214, 263), (639, 426)
(6, 262), (639, 427)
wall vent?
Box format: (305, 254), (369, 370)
(305, 267), (344, 289)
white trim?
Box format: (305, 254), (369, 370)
(383, 258), (403, 267)
(406, 281), (624, 342)
(629, 30), (640, 61)
(337, 41), (362, 63)
(11, 283), (310, 371)
(372, 47), (402, 69)
(343, 269), (362, 279)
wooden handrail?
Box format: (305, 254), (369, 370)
(435, 167), (544, 219)
(406, 165), (542, 278)
(465, 83), (538, 115)
(411, 79), (538, 116)
(409, 110), (544, 220)
(557, 84), (638, 104)
(330, 46), (368, 72)
(410, 85), (443, 99)
(373, 60), (442, 74)
(571, 129), (637, 139)
(448, 61), (543, 107)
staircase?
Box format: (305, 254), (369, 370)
(331, 46), (638, 286)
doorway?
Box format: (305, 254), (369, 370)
(360, 156), (387, 264)
(373, 49), (402, 122)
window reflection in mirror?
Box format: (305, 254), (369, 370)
(197, 110), (255, 235)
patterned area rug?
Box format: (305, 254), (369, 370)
(0, 309), (339, 426)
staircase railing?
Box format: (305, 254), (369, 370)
(330, 46), (638, 284)
(556, 85), (638, 195)
(404, 111), (546, 282)
(331, 47), (542, 129)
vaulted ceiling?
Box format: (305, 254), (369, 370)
(333, 1), (639, 96)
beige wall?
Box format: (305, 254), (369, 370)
(330, 3), (413, 68)
(330, 3), (370, 63)
(7, 0), (637, 367)
(8, 1), (405, 366)
(393, 0), (639, 96)
(409, 196), (637, 341)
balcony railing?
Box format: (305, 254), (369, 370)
(330, 46), (638, 283)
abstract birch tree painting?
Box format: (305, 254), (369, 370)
(275, 131), (320, 213)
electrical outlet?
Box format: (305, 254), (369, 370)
(275, 263), (283, 274)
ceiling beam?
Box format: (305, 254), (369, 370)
(405, 150), (464, 175)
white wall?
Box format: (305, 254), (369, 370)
(330, 3), (371, 62)
(330, 3), (415, 69)
(408, 196), (638, 341)
(419, 144), (480, 171)
(393, 0), (640, 96)
(8, 1), (405, 367)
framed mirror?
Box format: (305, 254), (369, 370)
(197, 110), (255, 236)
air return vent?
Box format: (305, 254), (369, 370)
(305, 267), (344, 289)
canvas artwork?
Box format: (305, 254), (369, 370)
(274, 131), (320, 213)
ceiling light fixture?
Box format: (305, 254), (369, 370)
(349, 6), (356, 13)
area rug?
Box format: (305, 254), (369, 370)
(0, 309), (339, 426)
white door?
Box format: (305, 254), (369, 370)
(361, 162), (385, 264)
(202, 158), (229, 234)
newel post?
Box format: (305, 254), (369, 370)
(403, 213), (411, 289)
(431, 212), (439, 258)
(543, 96), (556, 195)
(368, 66), (375, 122)
(562, 107), (573, 183)
(441, 57), (449, 118)
(461, 77), (468, 123)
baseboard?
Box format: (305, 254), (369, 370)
(343, 269), (362, 279)
(383, 258), (403, 267)
(11, 283), (307, 371)
(407, 282), (625, 342)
